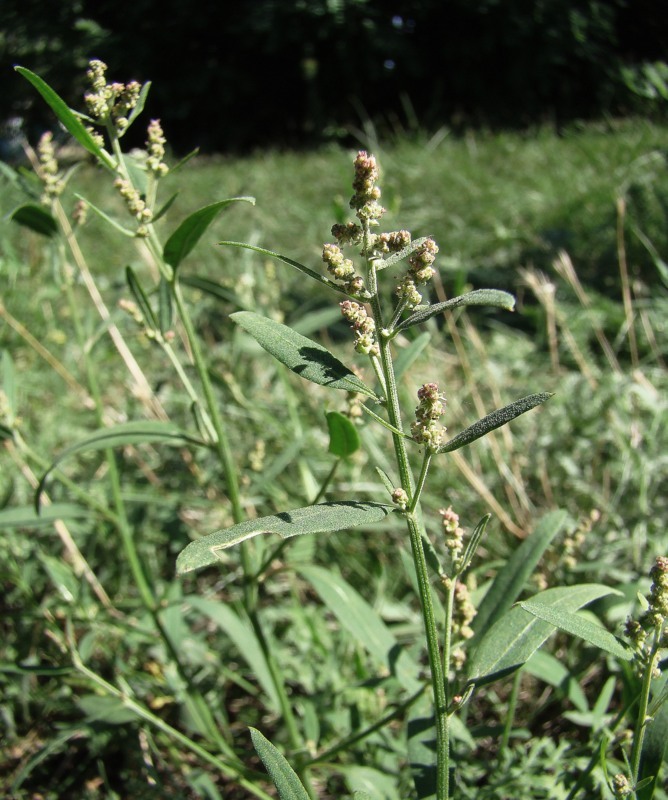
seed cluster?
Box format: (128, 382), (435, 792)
(37, 132), (64, 204)
(85, 60), (141, 133)
(411, 382), (447, 451)
(339, 301), (379, 356)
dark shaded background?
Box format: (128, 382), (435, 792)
(2, 0), (667, 153)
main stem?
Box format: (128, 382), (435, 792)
(367, 263), (450, 799)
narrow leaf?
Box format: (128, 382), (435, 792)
(219, 241), (350, 296)
(458, 514), (491, 575)
(163, 198), (255, 270)
(176, 501), (392, 574)
(185, 597), (280, 711)
(519, 600), (632, 660)
(326, 411), (361, 457)
(376, 236), (433, 271)
(250, 728), (311, 800)
(298, 564), (420, 692)
(393, 332), (431, 381)
(153, 191), (179, 223)
(467, 584), (618, 687)
(73, 193), (136, 236)
(15, 67), (114, 168)
(126, 266), (158, 330)
(396, 289), (516, 332)
(37, 421), (203, 510)
(158, 276), (173, 334)
(10, 204), (58, 237)
(0, 503), (90, 529)
(437, 392), (552, 454)
(472, 510), (569, 638)
(231, 311), (379, 399)
(126, 80), (151, 128)
(180, 274), (245, 308)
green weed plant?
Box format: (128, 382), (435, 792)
(1, 62), (666, 800)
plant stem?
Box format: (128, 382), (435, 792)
(629, 628), (661, 786)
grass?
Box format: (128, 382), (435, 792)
(1, 117), (667, 799)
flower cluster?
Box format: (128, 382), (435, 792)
(146, 119), (169, 176)
(624, 556), (668, 672)
(37, 132), (64, 204)
(349, 150), (385, 224)
(340, 301), (379, 356)
(391, 488), (409, 510)
(411, 382), (447, 451)
(396, 238), (439, 309)
(323, 243), (365, 296)
(114, 177), (152, 234)
(84, 60), (142, 134)
(440, 506), (465, 565)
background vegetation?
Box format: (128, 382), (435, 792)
(1, 104), (667, 796)
(2, 0), (668, 152)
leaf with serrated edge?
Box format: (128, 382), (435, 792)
(437, 392), (552, 454)
(232, 311), (379, 399)
(177, 501), (392, 574)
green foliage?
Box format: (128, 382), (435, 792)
(1, 62), (666, 800)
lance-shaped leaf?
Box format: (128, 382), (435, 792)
(15, 67), (115, 169)
(437, 392), (552, 454)
(472, 510), (569, 638)
(36, 421), (203, 511)
(519, 600), (632, 660)
(219, 241), (352, 296)
(0, 503), (91, 529)
(466, 584), (618, 688)
(250, 728), (311, 800)
(231, 311), (380, 400)
(163, 198), (255, 270)
(73, 193), (136, 236)
(176, 501), (392, 574)
(10, 204), (58, 237)
(396, 289), (516, 332)
(375, 235), (433, 271)
(126, 266), (159, 330)
(326, 411), (361, 457)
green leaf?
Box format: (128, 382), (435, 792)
(179, 274), (245, 308)
(525, 650), (589, 712)
(250, 728), (311, 800)
(472, 510), (570, 638)
(297, 564), (420, 693)
(37, 421), (203, 510)
(10, 204), (58, 237)
(73, 193), (135, 236)
(0, 503), (90, 529)
(163, 198), (255, 270)
(437, 392), (552, 454)
(219, 241), (350, 296)
(393, 332), (431, 381)
(176, 501), (392, 574)
(467, 584), (619, 687)
(158, 277), (173, 334)
(396, 289), (516, 332)
(185, 597), (280, 711)
(519, 599), (632, 660)
(126, 80), (151, 129)
(14, 67), (114, 168)
(326, 411), (361, 457)
(77, 695), (137, 725)
(126, 266), (158, 330)
(153, 191), (179, 223)
(458, 514), (491, 575)
(231, 311), (379, 400)
(376, 235), (433, 271)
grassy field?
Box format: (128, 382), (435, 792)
(1, 118), (667, 799)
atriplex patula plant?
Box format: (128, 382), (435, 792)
(4, 61), (665, 798)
